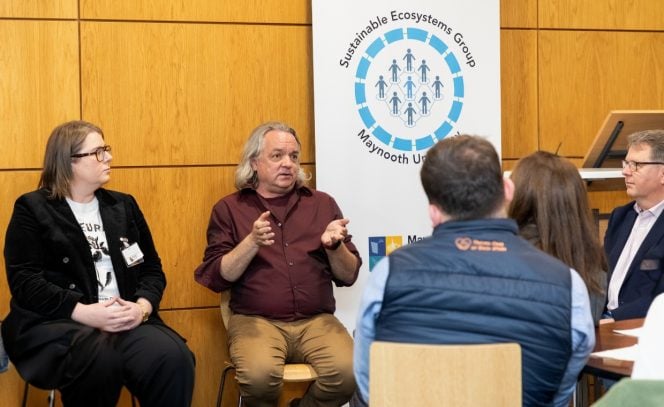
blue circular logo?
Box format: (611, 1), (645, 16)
(354, 28), (465, 152)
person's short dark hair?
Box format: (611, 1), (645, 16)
(39, 120), (104, 200)
(420, 135), (504, 220)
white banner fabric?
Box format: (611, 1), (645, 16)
(312, 0), (501, 329)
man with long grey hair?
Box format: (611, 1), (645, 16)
(195, 121), (362, 407)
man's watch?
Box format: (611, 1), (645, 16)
(138, 302), (150, 323)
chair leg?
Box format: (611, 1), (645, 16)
(217, 364), (238, 407)
(22, 384), (56, 407)
(21, 381), (29, 407)
(23, 382), (139, 407)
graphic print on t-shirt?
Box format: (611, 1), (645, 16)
(87, 235), (111, 289)
(67, 198), (120, 302)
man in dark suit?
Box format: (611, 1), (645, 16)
(604, 129), (664, 321)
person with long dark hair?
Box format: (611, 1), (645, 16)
(509, 151), (607, 324)
(353, 136), (594, 407)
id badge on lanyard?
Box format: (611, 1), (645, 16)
(120, 237), (144, 267)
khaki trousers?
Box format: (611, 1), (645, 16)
(228, 313), (355, 407)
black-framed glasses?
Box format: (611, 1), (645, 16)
(71, 145), (112, 162)
(622, 159), (664, 172)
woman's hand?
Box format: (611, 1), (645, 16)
(71, 297), (148, 332)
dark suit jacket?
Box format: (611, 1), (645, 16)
(604, 201), (664, 320)
(2, 188), (167, 361)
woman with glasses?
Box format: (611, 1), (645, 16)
(1, 120), (195, 407)
(508, 151), (607, 325)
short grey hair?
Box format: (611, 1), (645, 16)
(234, 121), (311, 190)
(628, 129), (664, 162)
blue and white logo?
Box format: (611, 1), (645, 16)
(355, 27), (464, 152)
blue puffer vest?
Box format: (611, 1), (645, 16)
(376, 219), (572, 406)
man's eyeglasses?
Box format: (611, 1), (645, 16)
(621, 159), (664, 172)
(71, 145), (112, 162)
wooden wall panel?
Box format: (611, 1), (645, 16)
(160, 308), (226, 407)
(506, 157), (629, 216)
(0, 21), (80, 169)
(0, 367), (84, 407)
(80, 22), (314, 167)
(500, 0), (537, 28)
(81, 0), (310, 24)
(3, 0), (663, 405)
(0, 0), (76, 19)
(538, 31), (664, 157)
(550, 158), (629, 215)
(106, 164), (315, 309)
(540, 0), (664, 30)
(0, 309), (225, 407)
(0, 166), (224, 313)
(500, 29), (538, 158)
(0, 363), (26, 407)
(501, 159), (517, 171)
(588, 190), (630, 215)
(0, 163), (315, 315)
(506, 158), (628, 214)
(107, 166), (233, 309)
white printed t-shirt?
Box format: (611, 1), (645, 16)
(66, 197), (120, 303)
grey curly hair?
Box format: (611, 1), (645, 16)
(234, 121), (311, 190)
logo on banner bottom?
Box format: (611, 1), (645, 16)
(369, 234), (426, 270)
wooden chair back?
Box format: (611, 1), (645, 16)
(370, 341), (522, 407)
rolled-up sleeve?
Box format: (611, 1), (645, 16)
(194, 200), (237, 292)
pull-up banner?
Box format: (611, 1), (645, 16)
(312, 1), (501, 329)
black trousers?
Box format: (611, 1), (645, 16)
(15, 321), (195, 407)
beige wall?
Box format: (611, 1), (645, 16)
(2, 1), (663, 405)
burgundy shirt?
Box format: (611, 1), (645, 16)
(194, 186), (362, 321)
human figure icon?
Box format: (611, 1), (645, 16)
(405, 102), (417, 126)
(403, 48), (416, 72)
(404, 76), (415, 99)
(375, 75), (387, 99)
(419, 91), (431, 114)
(389, 92), (402, 115)
(432, 75), (444, 99)
(418, 60), (430, 82)
(389, 59), (401, 82)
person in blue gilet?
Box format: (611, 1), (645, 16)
(353, 135), (595, 407)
